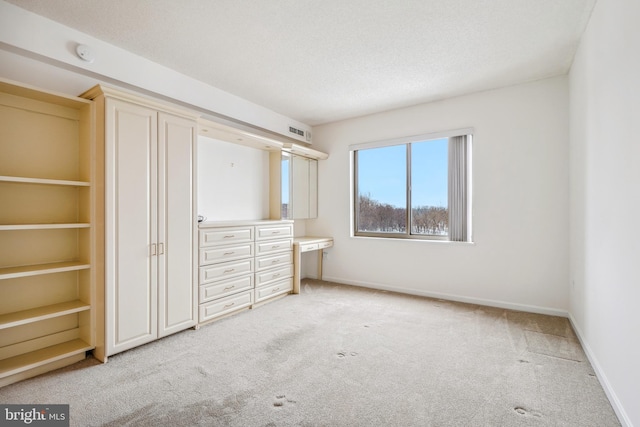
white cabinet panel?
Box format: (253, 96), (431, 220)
(106, 98), (157, 355)
(199, 243), (254, 265)
(199, 259), (254, 284)
(199, 290), (253, 323)
(256, 238), (293, 256)
(99, 89), (198, 358)
(157, 113), (197, 337)
(199, 226), (253, 247)
(255, 278), (293, 303)
(199, 275), (253, 303)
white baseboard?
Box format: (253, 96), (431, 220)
(568, 314), (633, 427)
(320, 275), (569, 317)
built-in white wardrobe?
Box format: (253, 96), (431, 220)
(82, 86), (198, 361)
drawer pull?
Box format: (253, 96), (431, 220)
(271, 287), (280, 293)
(273, 273), (281, 278)
(224, 268), (235, 273)
(223, 235), (235, 239)
(271, 245), (280, 249)
(224, 302), (235, 308)
(224, 285), (235, 291)
(272, 230), (281, 234)
(223, 251), (235, 255)
(271, 259), (280, 264)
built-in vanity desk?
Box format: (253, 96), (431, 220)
(197, 220), (294, 324)
(293, 237), (334, 293)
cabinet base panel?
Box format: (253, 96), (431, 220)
(0, 352), (85, 388)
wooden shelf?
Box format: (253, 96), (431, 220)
(0, 300), (91, 330)
(0, 78), (96, 387)
(0, 261), (90, 280)
(0, 175), (90, 187)
(0, 223), (90, 230)
(0, 339), (92, 378)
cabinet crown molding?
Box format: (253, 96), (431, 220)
(80, 85), (200, 120)
(282, 143), (329, 160)
(198, 118), (284, 152)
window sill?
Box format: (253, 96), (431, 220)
(351, 235), (475, 245)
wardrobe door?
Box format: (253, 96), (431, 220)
(105, 98), (158, 354)
(157, 112), (197, 337)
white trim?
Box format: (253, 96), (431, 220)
(350, 235), (475, 245)
(348, 127), (474, 151)
(321, 276), (568, 317)
(568, 314), (632, 427)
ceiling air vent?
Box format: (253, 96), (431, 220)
(289, 126), (304, 137)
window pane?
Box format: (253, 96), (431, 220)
(356, 145), (406, 233)
(411, 138), (448, 235)
(281, 156), (290, 219)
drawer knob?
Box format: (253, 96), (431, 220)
(224, 302), (235, 308)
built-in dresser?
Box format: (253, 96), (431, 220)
(198, 220), (294, 324)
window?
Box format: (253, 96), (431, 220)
(352, 130), (472, 241)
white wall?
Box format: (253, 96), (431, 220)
(198, 136), (270, 221)
(569, 0), (640, 425)
(310, 76), (570, 315)
(0, 0), (311, 143)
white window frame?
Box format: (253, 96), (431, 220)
(349, 128), (473, 242)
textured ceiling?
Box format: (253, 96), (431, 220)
(6, 0), (596, 125)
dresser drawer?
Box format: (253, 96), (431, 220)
(300, 243), (319, 252)
(199, 274), (254, 303)
(254, 278), (293, 303)
(199, 258), (254, 284)
(255, 223), (293, 240)
(255, 251), (293, 271)
(199, 290), (253, 323)
(256, 238), (293, 256)
(255, 263), (293, 287)
(199, 226), (254, 247)
(319, 240), (334, 249)
(199, 243), (254, 266)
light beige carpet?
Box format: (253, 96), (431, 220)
(0, 280), (620, 426)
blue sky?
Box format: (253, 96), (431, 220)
(357, 138), (448, 208)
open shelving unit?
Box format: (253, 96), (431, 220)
(0, 78), (98, 387)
